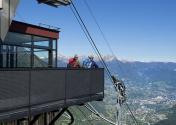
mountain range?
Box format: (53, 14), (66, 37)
(57, 55), (176, 84)
(56, 55), (176, 125)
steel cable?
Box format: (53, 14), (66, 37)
(83, 1), (139, 125)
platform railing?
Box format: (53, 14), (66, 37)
(0, 68), (104, 121)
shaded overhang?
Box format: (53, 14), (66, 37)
(9, 20), (59, 39)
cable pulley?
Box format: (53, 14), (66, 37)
(111, 75), (127, 105)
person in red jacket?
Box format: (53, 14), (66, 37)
(67, 54), (81, 68)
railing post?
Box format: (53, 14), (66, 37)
(15, 46), (18, 68)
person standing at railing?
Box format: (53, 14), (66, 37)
(67, 54), (81, 68)
(82, 55), (98, 68)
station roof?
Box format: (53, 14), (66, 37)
(9, 20), (59, 39)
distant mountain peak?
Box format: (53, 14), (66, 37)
(56, 54), (176, 64)
(57, 54), (119, 62)
(101, 55), (117, 62)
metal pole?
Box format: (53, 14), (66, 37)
(55, 39), (58, 67)
(28, 35), (33, 124)
(15, 46), (18, 68)
(31, 36), (34, 68)
(6, 46), (9, 67)
(0, 44), (3, 67)
(10, 46), (14, 68)
(48, 39), (53, 68)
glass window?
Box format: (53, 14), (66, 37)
(17, 47), (31, 67)
(33, 36), (50, 47)
(2, 32), (58, 68)
(34, 49), (48, 67)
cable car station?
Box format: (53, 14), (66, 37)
(0, 0), (104, 124)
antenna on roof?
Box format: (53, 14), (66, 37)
(37, 0), (71, 7)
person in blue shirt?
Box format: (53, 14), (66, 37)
(83, 55), (98, 68)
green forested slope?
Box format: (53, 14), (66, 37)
(154, 105), (176, 125)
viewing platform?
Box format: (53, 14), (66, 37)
(0, 20), (104, 123)
(0, 68), (104, 121)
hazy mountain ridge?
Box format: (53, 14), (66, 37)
(57, 55), (176, 84)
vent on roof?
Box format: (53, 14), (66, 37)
(37, 0), (71, 7)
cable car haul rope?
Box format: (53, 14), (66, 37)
(69, 0), (139, 125)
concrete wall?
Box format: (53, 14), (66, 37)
(0, 0), (19, 41)
(0, 0), (2, 9)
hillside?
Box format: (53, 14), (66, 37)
(154, 105), (176, 125)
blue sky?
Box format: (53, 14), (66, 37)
(15, 0), (176, 62)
